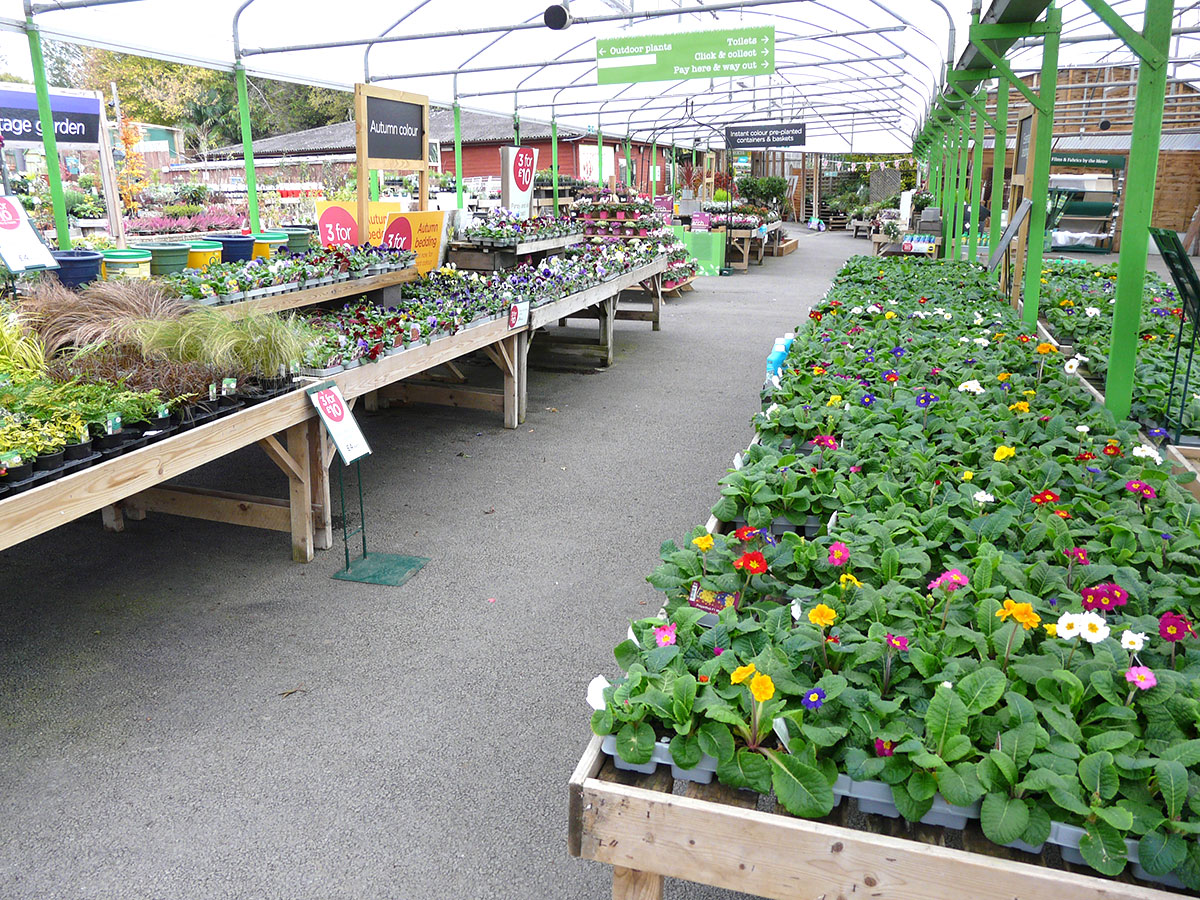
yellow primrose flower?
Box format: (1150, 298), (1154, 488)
(994, 445), (1016, 461)
(1044, 624), (1058, 637)
(1023, 390), (1036, 397)
(1059, 299), (1074, 308)
(962, 471), (974, 481)
(840, 573), (863, 589)
(750, 673), (775, 703)
(1008, 401), (1030, 413)
(692, 534), (714, 552)
(1040, 278), (1048, 284)
(809, 604), (837, 628)
(827, 395), (842, 407)
(997, 373), (1010, 382)
(1036, 342), (1058, 355)
(884, 311), (897, 320)
(731, 663), (757, 685)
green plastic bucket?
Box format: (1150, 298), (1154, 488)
(250, 231), (289, 260)
(132, 242), (192, 276)
(187, 240), (222, 270)
(280, 226), (313, 254)
(101, 249), (153, 280)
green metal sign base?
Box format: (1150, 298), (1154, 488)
(333, 552), (429, 586)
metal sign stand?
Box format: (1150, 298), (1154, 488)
(330, 458), (431, 586)
(1150, 227), (1200, 449)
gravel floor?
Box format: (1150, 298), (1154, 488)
(5, 231), (1160, 900)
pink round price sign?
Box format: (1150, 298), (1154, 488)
(381, 215), (413, 251)
(0, 197), (21, 230)
(512, 147), (535, 192)
(318, 205), (358, 246)
(316, 388), (346, 423)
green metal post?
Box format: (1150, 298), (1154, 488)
(969, 104), (985, 261)
(1104, 0), (1173, 419)
(26, 19), (69, 248)
(551, 117), (559, 216)
(597, 128), (604, 187)
(940, 132), (955, 257)
(454, 102), (464, 210)
(952, 122), (969, 261)
(235, 64), (261, 234)
(369, 171), (380, 201)
(1020, 3), (1061, 328)
(624, 138), (631, 187)
(651, 138), (657, 195)
(989, 81), (1008, 259)
(514, 111), (520, 146)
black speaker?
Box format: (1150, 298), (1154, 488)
(544, 3), (571, 29)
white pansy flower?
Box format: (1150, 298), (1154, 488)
(1133, 445), (1163, 464)
(1121, 631), (1146, 652)
(959, 336), (971, 344)
(943, 313), (953, 320)
(973, 490), (995, 504)
(1078, 611), (1111, 644)
(586, 675), (611, 710)
(1075, 425), (1090, 434)
(1057, 613), (1081, 639)
(1085, 307), (1101, 318)
(973, 337), (990, 347)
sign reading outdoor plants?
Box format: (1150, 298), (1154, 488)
(382, 211), (446, 275)
(500, 146), (539, 219)
(307, 383), (370, 465)
(596, 26), (774, 84)
(724, 122), (807, 150)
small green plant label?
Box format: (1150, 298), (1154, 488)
(1, 451), (21, 468)
(156, 405), (169, 419)
(221, 377), (237, 396)
(105, 413), (121, 435)
(208, 383), (218, 402)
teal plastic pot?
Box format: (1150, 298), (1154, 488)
(132, 242), (191, 276)
(280, 226), (313, 254)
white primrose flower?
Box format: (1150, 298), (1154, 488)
(586, 675), (611, 710)
(941, 681), (954, 689)
(851, 306), (864, 315)
(958, 380), (984, 395)
(1057, 612), (1081, 639)
(973, 337), (990, 347)
(1075, 425), (1090, 435)
(1085, 307), (1101, 318)
(973, 490), (995, 504)
(1064, 358), (1081, 374)
(1133, 444), (1163, 465)
(943, 313), (953, 321)
(1121, 631), (1146, 653)
(1078, 611), (1111, 644)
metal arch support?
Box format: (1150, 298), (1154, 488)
(363, 1), (437, 83)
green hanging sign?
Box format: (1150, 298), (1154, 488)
(597, 26), (774, 85)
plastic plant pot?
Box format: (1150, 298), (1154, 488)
(132, 242), (191, 276)
(250, 231), (289, 260)
(187, 240), (222, 270)
(49, 249), (103, 288)
(920, 795), (980, 830)
(211, 234), (256, 263)
(849, 779), (901, 818)
(280, 226), (313, 254)
(100, 249), (152, 279)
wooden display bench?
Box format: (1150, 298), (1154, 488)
(568, 734), (1176, 900)
(727, 222), (783, 270)
(446, 234), (583, 273)
(219, 268), (419, 318)
(661, 275), (696, 297)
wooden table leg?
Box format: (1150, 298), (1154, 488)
(101, 504), (124, 532)
(651, 274), (662, 332)
(516, 330), (528, 425)
(501, 333), (519, 430)
(599, 296), (616, 367)
(285, 422), (314, 563)
(308, 418), (332, 552)
(612, 866), (663, 900)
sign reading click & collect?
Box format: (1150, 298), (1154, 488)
(597, 26), (774, 85)
(364, 95), (424, 162)
(0, 84), (100, 148)
(724, 122), (806, 150)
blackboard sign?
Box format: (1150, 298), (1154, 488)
(987, 198), (1033, 273)
(1014, 114), (1032, 178)
(364, 95), (424, 163)
(725, 122), (806, 150)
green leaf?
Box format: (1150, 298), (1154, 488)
(956, 667), (1007, 714)
(711, 496), (738, 521)
(801, 723), (848, 748)
(891, 779), (934, 822)
(613, 639), (640, 670)
(1021, 803), (1052, 847)
(1049, 784), (1092, 817)
(941, 734), (974, 763)
(1156, 759), (1189, 820)
(1078, 751), (1119, 801)
(615, 722), (655, 764)
(672, 674), (697, 721)
(1160, 739), (1200, 766)
(988, 748), (1017, 786)
(697, 721), (735, 763)
(716, 747), (771, 794)
(937, 763), (985, 807)
(843, 747), (886, 781)
(907, 769), (938, 801)
(980, 793), (1030, 845)
(669, 733), (702, 769)
(1086, 731), (1135, 754)
(1138, 831), (1187, 877)
(767, 751), (834, 818)
(814, 672), (848, 702)
(925, 685), (969, 754)
(1078, 821), (1128, 876)
(881, 546), (900, 582)
(909, 646), (940, 678)
(1039, 705), (1083, 743)
(1092, 805), (1134, 831)
(590, 709), (614, 735)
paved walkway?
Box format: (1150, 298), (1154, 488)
(0, 230), (863, 900)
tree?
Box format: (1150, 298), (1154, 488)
(76, 47), (221, 124)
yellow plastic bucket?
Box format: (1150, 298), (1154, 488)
(100, 249), (153, 280)
(250, 231), (289, 260)
(187, 240), (222, 270)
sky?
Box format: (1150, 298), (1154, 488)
(0, 0), (1187, 153)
